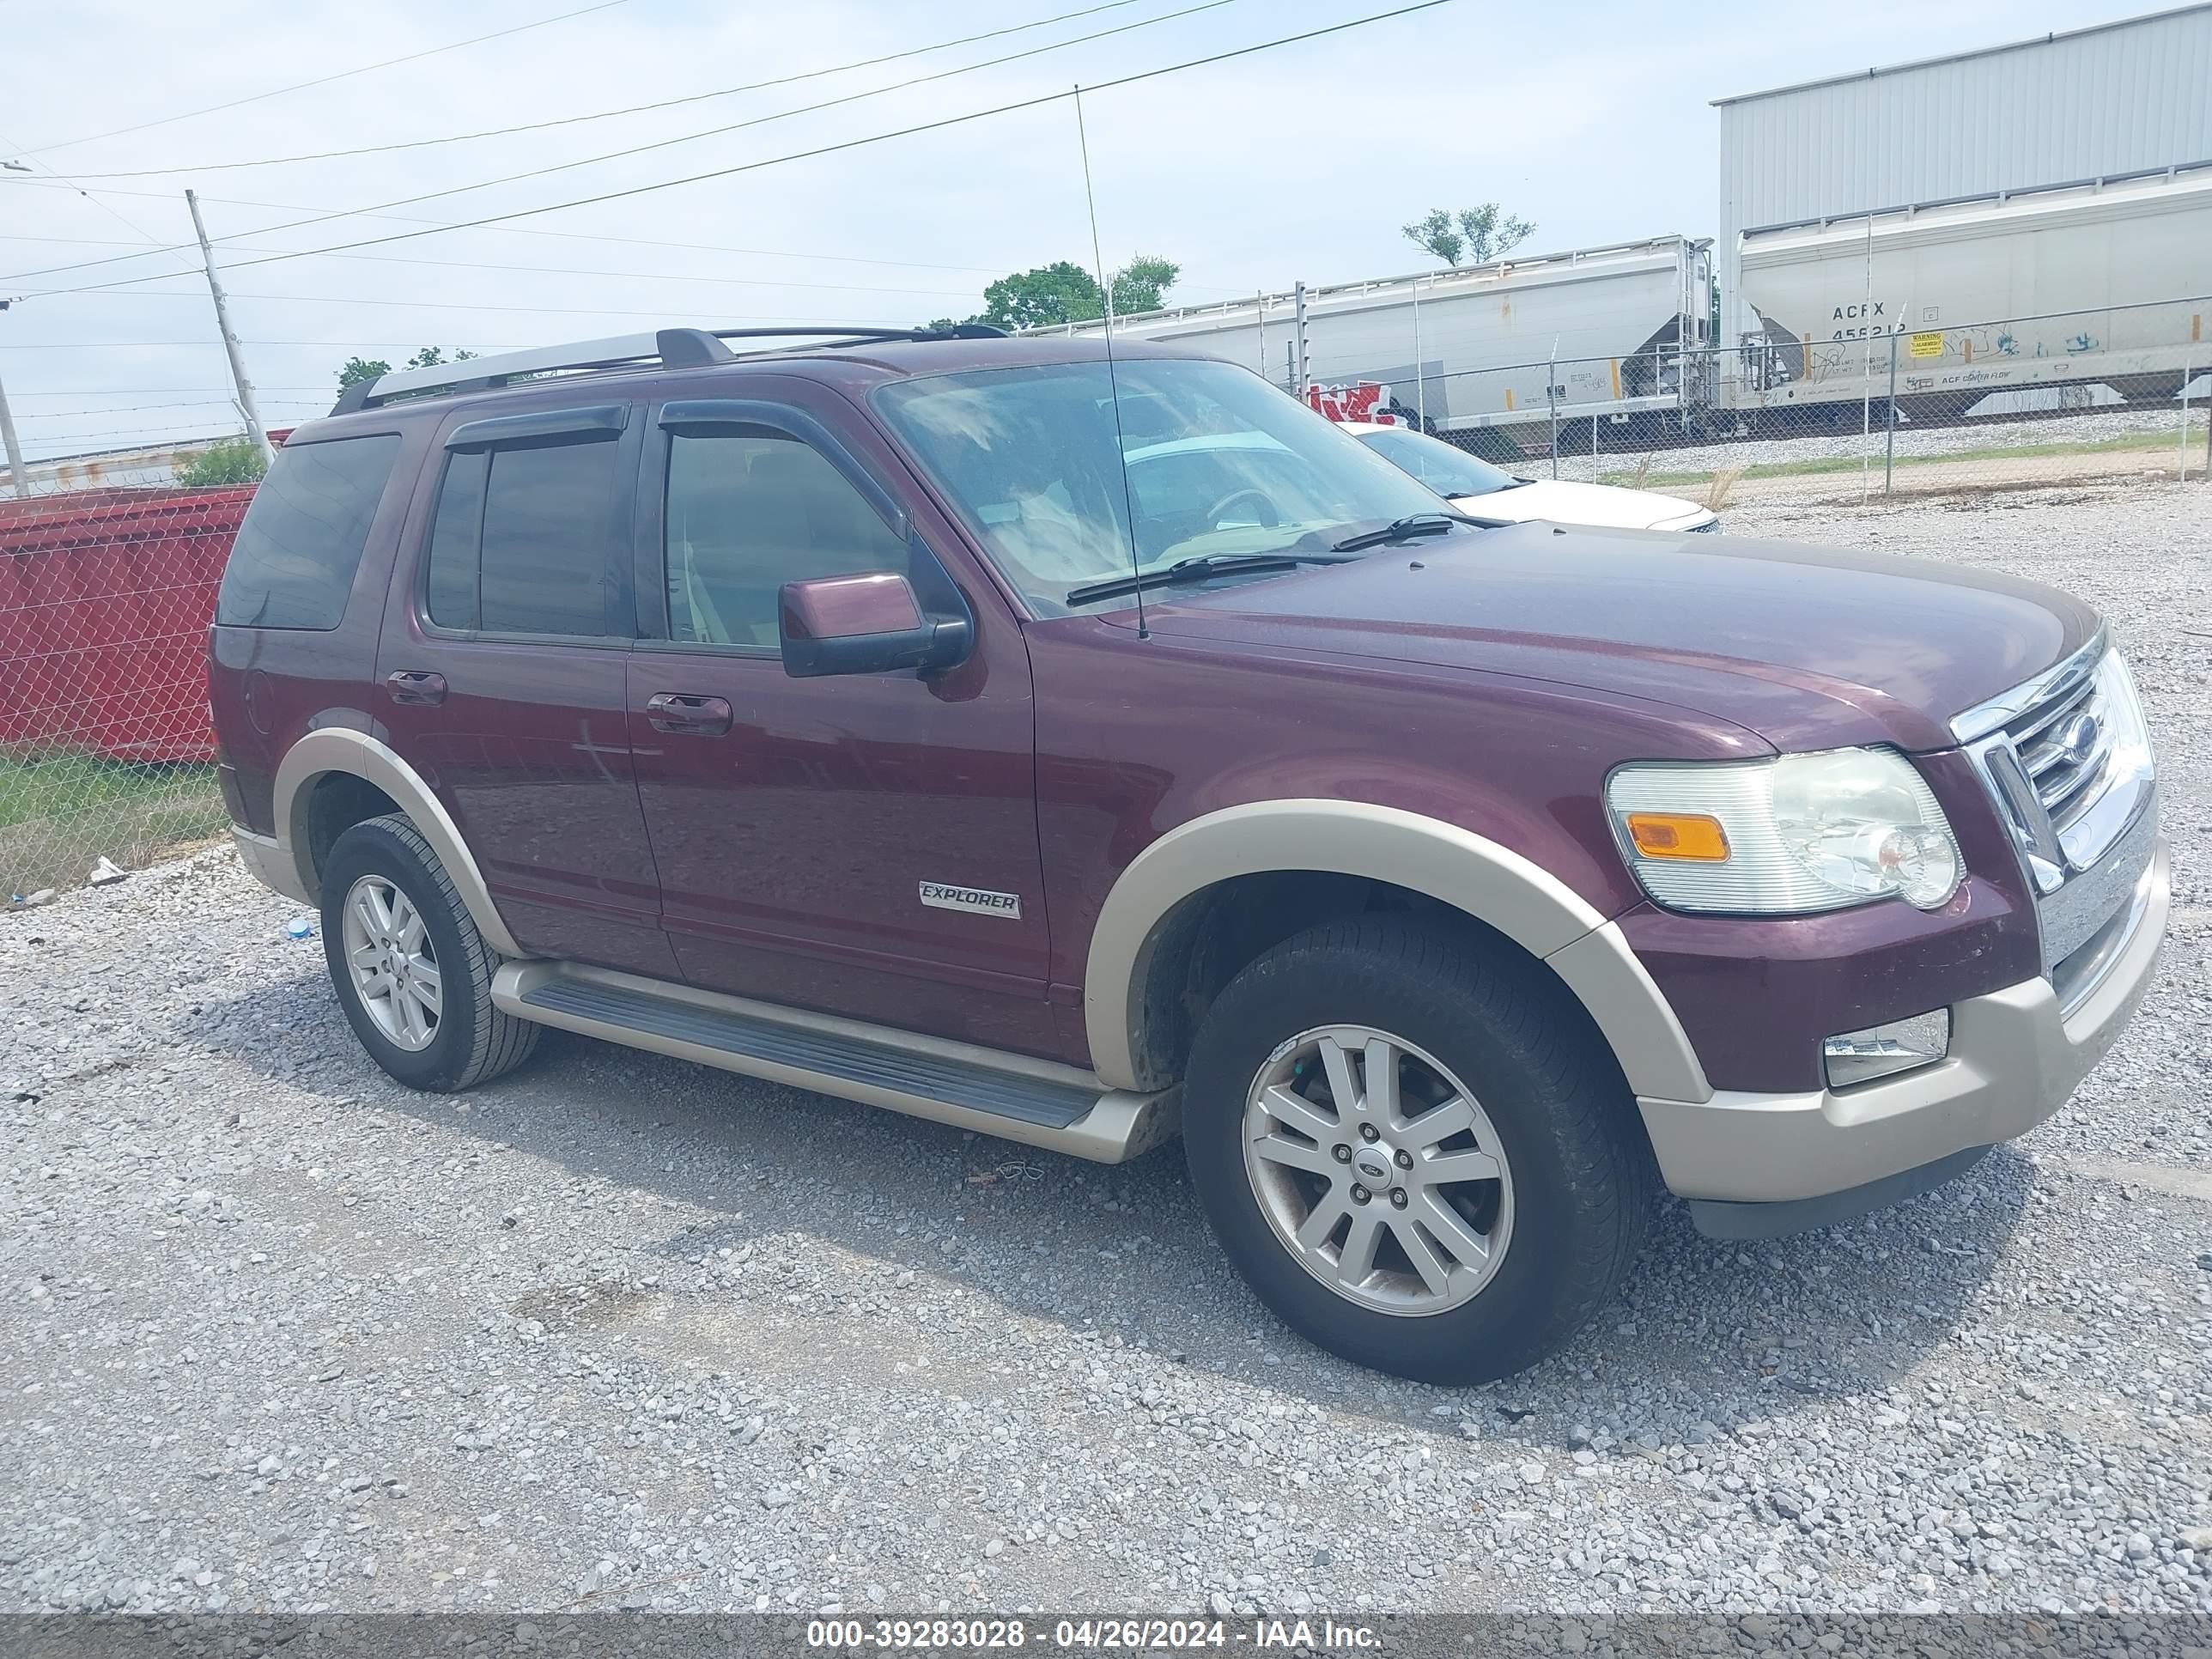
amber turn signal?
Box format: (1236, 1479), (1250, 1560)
(1624, 811), (1730, 861)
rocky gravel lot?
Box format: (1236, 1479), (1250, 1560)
(1550, 404), (2209, 485)
(3, 483), (2210, 1622)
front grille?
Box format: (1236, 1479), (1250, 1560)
(1996, 657), (2116, 840)
(1953, 632), (2158, 974)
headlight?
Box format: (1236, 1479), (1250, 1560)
(1606, 747), (1962, 915)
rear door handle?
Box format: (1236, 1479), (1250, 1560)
(384, 670), (447, 707)
(646, 692), (734, 736)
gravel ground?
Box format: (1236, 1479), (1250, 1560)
(4, 482), (2211, 1621)
(1548, 404), (2209, 486)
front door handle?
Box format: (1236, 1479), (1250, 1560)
(385, 669), (447, 707)
(646, 692), (734, 736)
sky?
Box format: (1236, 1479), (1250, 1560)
(0, 0), (2169, 460)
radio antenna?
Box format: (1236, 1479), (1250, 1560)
(1073, 82), (1147, 641)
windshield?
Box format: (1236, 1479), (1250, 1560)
(874, 358), (1455, 616)
(1354, 426), (1519, 498)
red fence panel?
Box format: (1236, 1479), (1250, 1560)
(0, 484), (254, 763)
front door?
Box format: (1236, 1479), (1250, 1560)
(374, 401), (677, 978)
(625, 386), (1060, 1058)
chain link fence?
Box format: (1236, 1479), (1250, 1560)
(2, 460), (249, 905)
(1300, 295), (2212, 514)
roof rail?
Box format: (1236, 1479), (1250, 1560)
(328, 322), (1007, 416)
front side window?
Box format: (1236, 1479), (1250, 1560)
(421, 438), (619, 636)
(664, 432), (908, 647)
(1356, 426), (1519, 499)
(216, 434), (400, 629)
(873, 358), (1450, 617)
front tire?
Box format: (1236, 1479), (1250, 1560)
(319, 814), (538, 1092)
(1182, 917), (1653, 1383)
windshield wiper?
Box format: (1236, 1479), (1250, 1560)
(1329, 510), (1493, 552)
(1064, 551), (1354, 608)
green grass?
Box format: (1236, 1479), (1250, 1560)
(1599, 426), (2194, 489)
(1, 752), (228, 896)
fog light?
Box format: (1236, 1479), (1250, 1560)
(1822, 1009), (1950, 1090)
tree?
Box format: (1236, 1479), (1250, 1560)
(1401, 204), (1536, 268)
(948, 254), (1182, 332)
(1109, 254), (1178, 318)
(977, 261), (1107, 331)
(177, 437), (267, 487)
(335, 348), (478, 390)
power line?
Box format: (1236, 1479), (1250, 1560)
(20, 2), (1456, 299)
(3, 385), (332, 394)
(2, 220), (1264, 302)
(18, 401), (325, 417)
(25, 421), (256, 441)
(13, 1), (630, 160)
(3, 240), (981, 297)
(35, 290), (926, 319)
(59, 0), (1155, 179)
(0, 187), (1017, 276)
(26, 264), (977, 301)
(0, 124), (205, 286)
(0, 0), (1243, 288)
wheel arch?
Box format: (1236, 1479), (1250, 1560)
(1083, 799), (1709, 1103)
(270, 727), (528, 959)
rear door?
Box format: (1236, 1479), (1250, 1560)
(374, 400), (678, 979)
(624, 382), (1060, 1058)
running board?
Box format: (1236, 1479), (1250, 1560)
(490, 961), (1178, 1164)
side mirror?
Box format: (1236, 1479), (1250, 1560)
(779, 572), (972, 679)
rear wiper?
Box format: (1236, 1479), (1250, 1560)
(1329, 510), (1496, 552)
(1064, 550), (1355, 607)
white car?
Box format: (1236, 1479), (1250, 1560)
(1339, 421), (1720, 534)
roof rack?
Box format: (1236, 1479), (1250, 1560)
(328, 322), (1007, 416)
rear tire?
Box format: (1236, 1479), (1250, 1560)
(1182, 916), (1653, 1383)
(319, 814), (539, 1092)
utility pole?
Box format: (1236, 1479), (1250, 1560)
(1291, 281), (1309, 400)
(0, 299), (24, 498)
(185, 189), (271, 465)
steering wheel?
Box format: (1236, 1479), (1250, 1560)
(1204, 487), (1280, 529)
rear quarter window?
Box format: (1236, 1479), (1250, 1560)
(215, 433), (402, 629)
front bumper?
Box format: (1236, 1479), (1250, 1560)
(1636, 836), (2167, 1226)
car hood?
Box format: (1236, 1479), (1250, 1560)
(1454, 478), (1712, 531)
(1133, 521), (2099, 752)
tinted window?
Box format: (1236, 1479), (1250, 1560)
(423, 449), (487, 630)
(477, 440), (620, 636)
(215, 434), (400, 629)
(665, 433), (907, 647)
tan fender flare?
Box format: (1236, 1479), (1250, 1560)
(1081, 799), (1710, 1103)
(270, 727), (529, 959)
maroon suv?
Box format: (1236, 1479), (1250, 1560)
(209, 326), (2166, 1383)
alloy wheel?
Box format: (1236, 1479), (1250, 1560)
(1242, 1025), (1514, 1316)
(339, 873), (443, 1053)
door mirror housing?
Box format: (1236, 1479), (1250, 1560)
(779, 572), (972, 678)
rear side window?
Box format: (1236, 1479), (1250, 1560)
(422, 438), (620, 636)
(215, 434), (400, 629)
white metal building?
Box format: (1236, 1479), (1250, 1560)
(1713, 3), (2212, 366)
